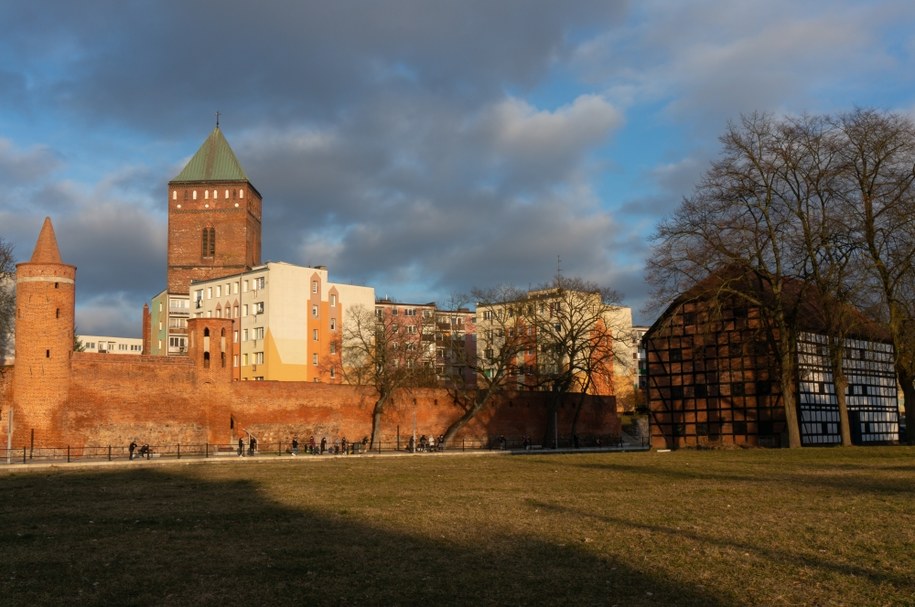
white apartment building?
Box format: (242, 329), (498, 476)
(192, 262), (375, 382)
(78, 335), (144, 355)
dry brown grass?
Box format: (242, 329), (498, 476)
(1, 447), (913, 606)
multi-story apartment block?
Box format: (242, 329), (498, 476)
(193, 262), (374, 382)
(475, 287), (633, 397)
(372, 299), (478, 386)
(78, 335), (144, 355)
(433, 307), (477, 387)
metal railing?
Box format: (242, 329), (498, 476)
(1, 434), (648, 466)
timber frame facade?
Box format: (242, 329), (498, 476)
(644, 287), (900, 449)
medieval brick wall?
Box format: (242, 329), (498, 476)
(2, 350), (618, 451)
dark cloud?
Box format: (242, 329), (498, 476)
(2, 0), (914, 336)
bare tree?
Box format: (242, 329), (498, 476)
(648, 113), (815, 448)
(439, 286), (530, 447)
(0, 238), (15, 369)
(835, 108), (915, 444)
(340, 303), (436, 449)
(649, 109), (915, 447)
(520, 275), (627, 447)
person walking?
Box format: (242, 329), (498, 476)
(291, 436), (299, 456)
(129, 440), (137, 460)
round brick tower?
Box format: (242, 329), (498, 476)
(12, 217), (76, 447)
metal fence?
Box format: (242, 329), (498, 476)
(1, 433), (648, 466)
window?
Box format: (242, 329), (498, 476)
(312, 305), (318, 318)
(312, 280), (318, 293)
(254, 277), (265, 289)
(253, 327), (264, 340)
(330, 341), (336, 354)
(313, 353), (319, 366)
(330, 367), (335, 379)
(330, 318), (337, 331)
(215, 285), (221, 297)
(330, 294), (337, 307)
(313, 329), (319, 341)
(201, 227), (215, 258)
(254, 302), (264, 314)
(254, 352), (264, 364)
(242, 329), (249, 341)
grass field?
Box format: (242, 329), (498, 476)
(1, 447), (913, 606)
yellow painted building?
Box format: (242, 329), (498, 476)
(192, 262), (374, 382)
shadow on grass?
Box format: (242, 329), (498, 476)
(0, 465), (730, 607)
(568, 456), (915, 496)
(525, 498), (911, 593)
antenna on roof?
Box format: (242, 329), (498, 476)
(215, 111), (221, 128)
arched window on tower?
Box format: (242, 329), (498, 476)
(201, 227), (216, 258)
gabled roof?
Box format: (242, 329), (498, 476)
(30, 217), (62, 264)
(644, 266), (891, 343)
(171, 127), (249, 183)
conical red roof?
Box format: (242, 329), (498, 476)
(30, 217), (62, 264)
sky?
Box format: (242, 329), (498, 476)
(2, 0), (914, 337)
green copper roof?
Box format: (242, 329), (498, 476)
(171, 127), (249, 182)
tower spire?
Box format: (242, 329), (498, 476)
(215, 111), (221, 128)
(31, 217), (63, 264)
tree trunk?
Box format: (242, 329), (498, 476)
(830, 342), (853, 447)
(369, 392), (390, 450)
(568, 391), (587, 445)
(898, 368), (915, 445)
(778, 330), (802, 448)
(440, 392), (482, 447)
(543, 392), (562, 448)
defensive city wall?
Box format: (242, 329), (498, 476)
(0, 342), (619, 451)
(0, 220), (619, 450)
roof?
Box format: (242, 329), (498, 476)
(30, 217), (62, 264)
(644, 266), (891, 343)
(171, 127), (249, 183)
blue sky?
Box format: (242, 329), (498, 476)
(2, 0), (914, 336)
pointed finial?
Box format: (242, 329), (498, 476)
(216, 111), (221, 128)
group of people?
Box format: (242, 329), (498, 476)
(237, 436), (258, 456)
(408, 433), (445, 453)
(288, 435), (370, 456)
(128, 440), (151, 460)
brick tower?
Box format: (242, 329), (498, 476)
(12, 217), (76, 447)
(167, 126), (262, 295)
